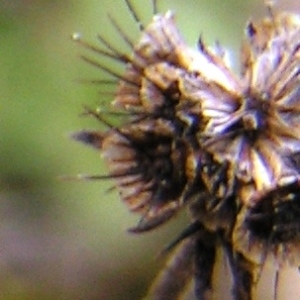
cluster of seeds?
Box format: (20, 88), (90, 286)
(73, 1), (300, 299)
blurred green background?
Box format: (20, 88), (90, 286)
(0, 0), (299, 299)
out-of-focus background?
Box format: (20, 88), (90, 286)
(0, 0), (299, 299)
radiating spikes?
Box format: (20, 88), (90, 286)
(75, 37), (130, 64)
(96, 32), (131, 62)
(107, 14), (135, 49)
(81, 105), (115, 129)
(80, 55), (120, 78)
(79, 55), (139, 87)
(80, 106), (140, 144)
(96, 26), (147, 75)
(124, 0), (145, 31)
(269, 59), (300, 97)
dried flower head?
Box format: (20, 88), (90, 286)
(72, 1), (300, 299)
(232, 9), (300, 266)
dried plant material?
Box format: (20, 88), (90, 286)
(231, 10), (300, 266)
(73, 1), (300, 299)
(144, 238), (195, 300)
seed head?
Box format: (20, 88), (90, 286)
(73, 2), (300, 299)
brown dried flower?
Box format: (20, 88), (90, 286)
(73, 1), (300, 299)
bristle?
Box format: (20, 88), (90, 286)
(160, 221), (203, 255)
(59, 173), (113, 181)
(107, 14), (135, 49)
(79, 55), (138, 86)
(124, 0), (145, 31)
(73, 33), (130, 64)
(128, 207), (179, 233)
(95, 33), (131, 63)
(80, 106), (115, 129)
(152, 0), (158, 15)
(75, 169), (142, 181)
(76, 78), (118, 85)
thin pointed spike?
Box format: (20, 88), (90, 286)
(160, 221), (203, 255)
(124, 0), (145, 31)
(98, 110), (139, 116)
(97, 24), (146, 76)
(76, 78), (118, 85)
(79, 173), (136, 180)
(152, 0), (158, 15)
(77, 27), (176, 97)
(104, 185), (117, 194)
(59, 174), (117, 181)
(96, 31), (131, 61)
(75, 37), (130, 64)
(63, 168), (141, 181)
(81, 108), (139, 117)
(60, 172), (143, 185)
(80, 106), (140, 144)
(79, 55), (139, 87)
(81, 105), (116, 129)
(106, 14), (135, 49)
(99, 90), (142, 99)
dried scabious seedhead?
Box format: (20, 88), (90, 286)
(201, 11), (300, 205)
(73, 1), (300, 299)
(231, 11), (300, 265)
(73, 8), (212, 232)
(113, 11), (191, 113)
(99, 119), (190, 232)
